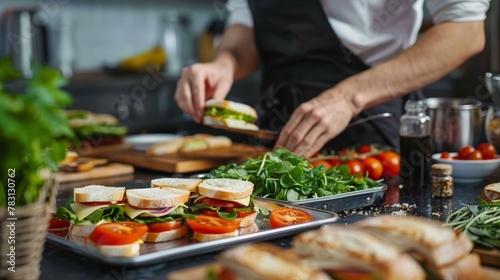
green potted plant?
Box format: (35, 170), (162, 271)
(0, 58), (74, 280)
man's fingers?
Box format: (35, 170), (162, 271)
(291, 122), (327, 156)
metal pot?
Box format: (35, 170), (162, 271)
(424, 98), (483, 152)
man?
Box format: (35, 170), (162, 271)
(175, 0), (489, 157)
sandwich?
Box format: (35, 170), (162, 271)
(480, 182), (500, 203)
(56, 185), (127, 238)
(292, 225), (426, 280)
(218, 243), (331, 280)
(151, 177), (202, 195)
(357, 215), (482, 280)
(146, 134), (232, 155)
(124, 188), (194, 243)
(191, 178), (258, 228)
(87, 221), (148, 257)
(203, 99), (259, 131)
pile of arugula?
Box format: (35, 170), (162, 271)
(446, 198), (500, 249)
(205, 148), (379, 201)
(0, 58), (74, 206)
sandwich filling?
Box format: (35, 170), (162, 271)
(56, 196), (127, 225)
(191, 196), (257, 220)
(204, 107), (256, 123)
(124, 203), (195, 224)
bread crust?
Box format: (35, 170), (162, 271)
(144, 225), (187, 243)
(203, 116), (259, 131)
(74, 185), (125, 203)
(151, 178), (202, 193)
(193, 230), (238, 242)
(236, 212), (257, 228)
(126, 188), (190, 209)
(198, 179), (254, 200)
(87, 239), (140, 257)
(205, 99), (258, 119)
(480, 182), (500, 203)
(434, 253), (482, 280)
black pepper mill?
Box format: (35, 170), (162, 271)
(399, 100), (432, 189)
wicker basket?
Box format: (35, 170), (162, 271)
(0, 178), (58, 280)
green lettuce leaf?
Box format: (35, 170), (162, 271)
(204, 107), (256, 123)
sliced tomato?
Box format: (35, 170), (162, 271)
(311, 160), (332, 169)
(48, 213), (70, 229)
(187, 215), (239, 234)
(147, 220), (183, 233)
(476, 143), (496, 160)
(236, 210), (256, 218)
(201, 209), (220, 217)
(269, 207), (314, 228)
(200, 197), (243, 208)
(89, 221), (148, 245)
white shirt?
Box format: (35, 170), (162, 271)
(226, 0), (490, 66)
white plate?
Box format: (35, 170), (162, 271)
(125, 134), (181, 151)
(431, 153), (500, 183)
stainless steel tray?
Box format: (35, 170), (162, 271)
(45, 198), (338, 267)
(264, 184), (388, 212)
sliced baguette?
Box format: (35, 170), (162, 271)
(151, 178), (202, 193)
(126, 187), (190, 209)
(235, 211), (258, 228)
(203, 116), (259, 131)
(144, 224), (187, 243)
(146, 134), (215, 155)
(193, 229), (238, 242)
(74, 185), (125, 203)
(205, 99), (258, 119)
(356, 215), (473, 268)
(198, 179), (254, 200)
(480, 182), (500, 203)
(293, 225), (425, 280)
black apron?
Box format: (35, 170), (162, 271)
(248, 0), (404, 150)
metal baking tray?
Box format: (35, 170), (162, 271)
(45, 198), (338, 267)
(264, 184), (388, 212)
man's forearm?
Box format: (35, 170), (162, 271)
(214, 24), (261, 81)
(335, 21), (486, 116)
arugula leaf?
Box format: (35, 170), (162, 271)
(204, 107), (256, 123)
(55, 204), (127, 225)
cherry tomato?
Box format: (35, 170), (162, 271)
(311, 160), (332, 169)
(187, 215), (239, 234)
(376, 151), (400, 177)
(269, 207), (314, 228)
(440, 152), (451, 159)
(467, 150), (483, 160)
(457, 146), (475, 159)
(476, 143), (496, 160)
(200, 197), (244, 208)
(361, 157), (383, 180)
(357, 145), (372, 154)
(89, 222), (148, 245)
(146, 220), (183, 233)
(344, 160), (365, 176)
(328, 158), (342, 167)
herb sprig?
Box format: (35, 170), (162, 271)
(205, 148), (379, 201)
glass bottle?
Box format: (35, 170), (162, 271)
(399, 100), (432, 189)
(430, 164), (453, 198)
(161, 12), (184, 76)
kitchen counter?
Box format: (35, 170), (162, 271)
(40, 168), (500, 279)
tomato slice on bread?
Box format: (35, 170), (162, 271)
(269, 207), (314, 228)
(89, 221), (148, 245)
(200, 197), (244, 208)
(146, 220), (183, 233)
(187, 215), (239, 234)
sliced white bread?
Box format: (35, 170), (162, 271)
(219, 243), (330, 280)
(205, 99), (258, 119)
(74, 185), (125, 203)
(144, 224), (188, 243)
(179, 135), (233, 153)
(480, 182), (500, 203)
(151, 178), (202, 193)
(198, 179), (254, 201)
(203, 116), (259, 131)
(235, 212), (258, 228)
(238, 222), (259, 235)
(146, 137), (185, 155)
(126, 187), (190, 209)
(293, 225), (425, 280)
(193, 229), (239, 242)
(86, 239), (140, 257)
(205, 136), (233, 149)
(432, 253), (482, 280)
(68, 220), (109, 237)
(356, 215), (473, 268)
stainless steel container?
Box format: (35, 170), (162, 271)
(425, 98), (483, 152)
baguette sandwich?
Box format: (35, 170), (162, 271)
(192, 179), (258, 228)
(56, 185), (127, 238)
(151, 177), (202, 195)
(124, 188), (194, 243)
(293, 225), (426, 280)
(203, 99), (259, 131)
(65, 110), (127, 147)
(356, 215), (482, 280)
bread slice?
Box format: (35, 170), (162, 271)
(203, 116), (259, 131)
(205, 99), (258, 119)
(238, 222), (259, 235)
(144, 224), (187, 243)
(59, 151), (78, 165)
(68, 220), (109, 237)
(480, 182), (500, 203)
(193, 229), (239, 242)
(151, 178), (202, 193)
(430, 253), (482, 280)
(126, 187), (190, 209)
(88, 240), (140, 257)
(235, 211), (258, 228)
(356, 215), (473, 268)
(74, 185), (125, 203)
(293, 225), (425, 280)
(198, 179), (254, 200)
(146, 137), (185, 155)
(219, 243), (330, 280)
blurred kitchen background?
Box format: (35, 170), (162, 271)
(0, 0), (498, 136)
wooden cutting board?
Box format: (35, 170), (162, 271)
(474, 248), (500, 268)
(95, 144), (268, 173)
(55, 163), (134, 183)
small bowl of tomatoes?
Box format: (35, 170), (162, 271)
(432, 143), (500, 183)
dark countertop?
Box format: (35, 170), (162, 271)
(40, 168), (499, 280)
